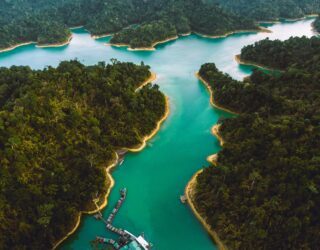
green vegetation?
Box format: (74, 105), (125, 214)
(111, 20), (177, 49)
(195, 37), (320, 249)
(313, 15), (320, 33)
(2, 0), (319, 50)
(0, 0), (74, 48)
(215, 0), (320, 20)
(0, 0), (135, 49)
(0, 60), (166, 249)
(110, 0), (257, 48)
(240, 36), (320, 70)
(0, 0), (256, 50)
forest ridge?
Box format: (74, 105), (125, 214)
(0, 60), (166, 249)
(195, 36), (320, 249)
(1, 0), (319, 49)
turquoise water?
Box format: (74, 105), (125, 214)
(0, 18), (315, 250)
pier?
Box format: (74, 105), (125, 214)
(106, 188), (126, 226)
(95, 188), (151, 249)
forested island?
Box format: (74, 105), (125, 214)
(1, 0), (319, 50)
(0, 60), (166, 249)
(191, 37), (320, 249)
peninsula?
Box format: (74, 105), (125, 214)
(188, 36), (320, 249)
(1, 0), (318, 52)
(0, 60), (167, 249)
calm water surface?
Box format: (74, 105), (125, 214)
(0, 18), (316, 250)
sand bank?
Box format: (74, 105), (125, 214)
(282, 14), (318, 22)
(195, 26), (271, 39)
(36, 36), (72, 48)
(0, 35), (72, 53)
(92, 33), (113, 39)
(207, 153), (218, 166)
(128, 35), (178, 50)
(107, 35), (179, 51)
(0, 42), (36, 53)
(258, 14), (317, 23)
(180, 32), (192, 36)
(69, 25), (84, 30)
(185, 170), (228, 250)
(211, 124), (224, 146)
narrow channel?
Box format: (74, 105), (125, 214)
(0, 18), (315, 250)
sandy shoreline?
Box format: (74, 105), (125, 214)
(211, 124), (225, 146)
(107, 35), (179, 51)
(258, 20), (281, 24)
(235, 54), (282, 72)
(0, 35), (72, 53)
(52, 73), (169, 249)
(92, 33), (113, 39)
(69, 25), (84, 30)
(185, 170), (228, 250)
(186, 74), (234, 250)
(207, 153), (218, 166)
(126, 95), (170, 152)
(36, 35), (73, 48)
(52, 154), (118, 249)
(127, 35), (178, 51)
(196, 73), (238, 115)
(282, 14), (318, 22)
(258, 14), (318, 23)
(195, 26), (271, 39)
(0, 42), (36, 53)
(108, 27), (271, 51)
(135, 72), (157, 92)
(180, 32), (192, 36)
(0, 15), (314, 53)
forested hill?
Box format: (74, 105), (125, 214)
(313, 16), (320, 32)
(239, 36), (320, 70)
(194, 37), (320, 249)
(0, 60), (166, 249)
(0, 0), (256, 50)
(214, 0), (319, 20)
(1, 0), (319, 50)
(109, 0), (257, 49)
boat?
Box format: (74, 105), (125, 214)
(120, 188), (127, 197)
(93, 213), (101, 220)
(180, 195), (187, 203)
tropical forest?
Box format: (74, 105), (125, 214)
(1, 0), (319, 49)
(1, 0), (320, 249)
(195, 36), (320, 249)
(0, 60), (166, 249)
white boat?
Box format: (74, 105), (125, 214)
(180, 195), (187, 203)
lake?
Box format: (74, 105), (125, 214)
(0, 17), (315, 250)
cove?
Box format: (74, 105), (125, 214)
(0, 18), (315, 250)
